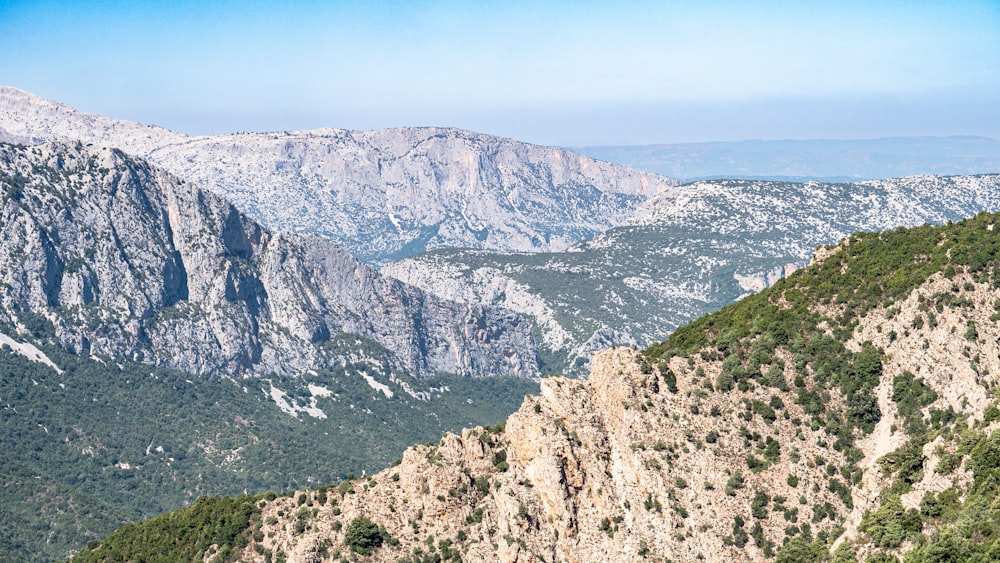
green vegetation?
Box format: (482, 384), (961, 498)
(73, 495), (261, 562)
(344, 515), (384, 555)
(0, 342), (536, 561)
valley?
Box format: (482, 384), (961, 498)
(387, 175), (1000, 375)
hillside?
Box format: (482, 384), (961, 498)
(0, 87), (678, 263)
(0, 141), (539, 379)
(385, 174), (1000, 375)
(76, 211), (1000, 562)
(0, 336), (537, 562)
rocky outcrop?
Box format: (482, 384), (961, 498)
(0, 87), (678, 263)
(734, 263), (806, 293)
(0, 141), (539, 378)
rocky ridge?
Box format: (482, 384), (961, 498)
(385, 174), (1000, 375)
(0, 141), (538, 378)
(0, 87), (678, 263)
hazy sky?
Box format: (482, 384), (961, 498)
(2, 0), (998, 145)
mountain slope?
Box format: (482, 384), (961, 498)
(0, 86), (187, 153)
(385, 174), (1000, 375)
(0, 87), (678, 263)
(76, 211), (1000, 562)
(0, 334), (539, 562)
(0, 141), (539, 378)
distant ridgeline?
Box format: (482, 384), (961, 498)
(572, 136), (1000, 182)
(74, 213), (1000, 562)
(0, 86), (679, 264)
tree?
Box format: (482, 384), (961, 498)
(775, 537), (826, 562)
(344, 515), (383, 554)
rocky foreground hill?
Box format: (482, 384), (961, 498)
(75, 213), (1000, 561)
(0, 141), (538, 379)
(386, 174), (1000, 375)
(0, 87), (677, 263)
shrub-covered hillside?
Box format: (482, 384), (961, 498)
(0, 342), (536, 562)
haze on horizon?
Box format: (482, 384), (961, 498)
(1, 0), (998, 146)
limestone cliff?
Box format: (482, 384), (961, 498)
(0, 141), (538, 378)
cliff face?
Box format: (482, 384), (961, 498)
(0, 87), (678, 264)
(219, 215), (1000, 563)
(0, 141), (538, 378)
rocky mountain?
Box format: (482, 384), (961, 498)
(0, 87), (678, 263)
(573, 136), (1000, 182)
(0, 141), (539, 379)
(76, 211), (1000, 562)
(385, 174), (1000, 375)
(0, 86), (187, 154)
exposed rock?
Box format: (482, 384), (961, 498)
(0, 87), (679, 264)
(734, 263), (806, 293)
(0, 141), (539, 378)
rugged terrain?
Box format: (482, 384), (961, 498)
(0, 140), (549, 562)
(76, 212), (1000, 562)
(0, 141), (539, 379)
(386, 174), (1000, 375)
(0, 87), (678, 263)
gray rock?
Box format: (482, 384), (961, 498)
(0, 141), (539, 378)
(0, 87), (678, 264)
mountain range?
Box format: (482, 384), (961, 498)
(0, 141), (538, 380)
(386, 174), (1000, 375)
(3, 87), (1000, 561)
(0, 87), (677, 264)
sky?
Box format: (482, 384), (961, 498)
(1, 0), (998, 145)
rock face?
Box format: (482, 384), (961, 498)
(734, 263), (806, 293)
(385, 175), (1000, 375)
(0, 87), (678, 263)
(0, 141), (538, 378)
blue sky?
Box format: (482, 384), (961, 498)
(1, 0), (998, 145)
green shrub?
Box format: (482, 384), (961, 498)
(344, 516), (383, 555)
